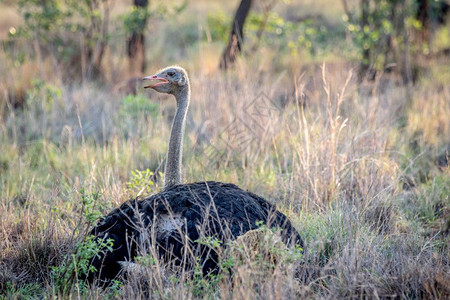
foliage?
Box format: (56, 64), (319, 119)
(134, 253), (157, 266)
(50, 235), (113, 296)
(25, 79), (63, 113)
(11, 0), (111, 79)
(1, 282), (43, 299)
(79, 188), (104, 224)
(126, 168), (155, 197)
(120, 94), (160, 120)
(50, 189), (114, 296)
(187, 224), (304, 298)
(341, 0), (445, 81)
(247, 12), (325, 55)
(123, 5), (151, 36)
(206, 11), (231, 42)
(151, 0), (188, 16)
(189, 258), (222, 297)
(197, 236), (222, 250)
(227, 223), (303, 269)
(343, 0), (398, 71)
(401, 174), (449, 229)
(122, 0), (188, 35)
(207, 10), (338, 57)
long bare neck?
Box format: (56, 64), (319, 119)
(164, 86), (190, 189)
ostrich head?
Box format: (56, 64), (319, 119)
(143, 66), (189, 96)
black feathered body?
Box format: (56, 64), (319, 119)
(88, 181), (302, 282)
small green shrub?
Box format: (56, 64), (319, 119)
(51, 235), (113, 296)
(79, 189), (104, 224)
(135, 254), (157, 267)
(197, 236), (222, 250)
(50, 189), (113, 295)
(190, 258), (222, 298)
(120, 94), (160, 120)
(126, 168), (155, 197)
(1, 282), (43, 300)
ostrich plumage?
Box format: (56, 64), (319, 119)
(88, 181), (301, 282)
(87, 66), (303, 283)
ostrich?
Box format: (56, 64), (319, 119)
(88, 66), (303, 283)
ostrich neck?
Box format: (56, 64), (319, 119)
(164, 87), (190, 189)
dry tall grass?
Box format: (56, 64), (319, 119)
(1, 58), (448, 298)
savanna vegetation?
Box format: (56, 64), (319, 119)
(0, 0), (449, 298)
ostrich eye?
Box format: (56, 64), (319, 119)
(167, 71), (175, 77)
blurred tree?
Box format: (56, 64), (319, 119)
(81, 0), (110, 80)
(415, 0), (449, 43)
(14, 0), (112, 81)
(342, 0), (449, 84)
(207, 3), (330, 59)
(342, 0), (412, 83)
(126, 0), (149, 74)
(249, 0), (278, 53)
(359, 0), (370, 81)
(123, 0), (186, 75)
(220, 0), (253, 69)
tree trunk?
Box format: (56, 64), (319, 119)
(358, 0), (371, 82)
(402, 0), (412, 85)
(220, 0), (253, 70)
(83, 0), (111, 81)
(127, 0), (149, 74)
(416, 0), (430, 43)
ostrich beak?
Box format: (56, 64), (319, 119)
(142, 75), (169, 89)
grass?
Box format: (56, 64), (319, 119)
(1, 0), (449, 299)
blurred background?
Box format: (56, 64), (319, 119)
(1, 0), (449, 88)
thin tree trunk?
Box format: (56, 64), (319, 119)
(416, 0), (430, 43)
(127, 0), (149, 74)
(402, 1), (412, 86)
(84, 0), (110, 81)
(220, 0), (253, 70)
(358, 0), (370, 82)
